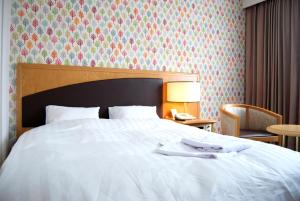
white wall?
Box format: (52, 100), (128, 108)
(243, 0), (266, 8)
(0, 0), (11, 165)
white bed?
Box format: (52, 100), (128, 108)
(0, 119), (300, 201)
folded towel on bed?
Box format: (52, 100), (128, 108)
(181, 137), (251, 153)
(155, 142), (237, 159)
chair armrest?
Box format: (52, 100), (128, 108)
(248, 105), (282, 122)
(219, 107), (240, 137)
(248, 106), (283, 130)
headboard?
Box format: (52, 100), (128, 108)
(17, 63), (200, 137)
(22, 78), (163, 127)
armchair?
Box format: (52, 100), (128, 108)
(220, 104), (282, 144)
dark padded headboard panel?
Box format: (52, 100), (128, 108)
(22, 78), (163, 127)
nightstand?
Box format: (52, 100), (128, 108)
(167, 118), (216, 132)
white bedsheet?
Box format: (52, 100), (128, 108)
(0, 119), (299, 201)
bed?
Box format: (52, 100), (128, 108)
(0, 64), (299, 201)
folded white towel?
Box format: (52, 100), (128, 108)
(155, 142), (237, 159)
(181, 137), (251, 153)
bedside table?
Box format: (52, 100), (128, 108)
(166, 118), (216, 132)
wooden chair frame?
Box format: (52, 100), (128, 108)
(220, 104), (283, 144)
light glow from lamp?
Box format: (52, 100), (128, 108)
(167, 82), (200, 102)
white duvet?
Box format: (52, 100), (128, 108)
(0, 119), (300, 201)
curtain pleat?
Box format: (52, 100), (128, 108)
(245, 0), (300, 148)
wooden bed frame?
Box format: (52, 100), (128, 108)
(16, 63), (200, 137)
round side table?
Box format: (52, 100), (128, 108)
(267, 124), (300, 151)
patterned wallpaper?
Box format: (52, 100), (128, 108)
(9, 0), (245, 138)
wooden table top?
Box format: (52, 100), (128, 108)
(267, 124), (300, 137)
(164, 117), (216, 124)
(178, 119), (217, 125)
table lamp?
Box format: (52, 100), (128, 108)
(167, 81), (200, 120)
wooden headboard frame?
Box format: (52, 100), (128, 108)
(16, 63), (200, 137)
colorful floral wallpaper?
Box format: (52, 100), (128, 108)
(9, 0), (245, 138)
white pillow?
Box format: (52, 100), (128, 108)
(46, 105), (100, 124)
(109, 106), (159, 119)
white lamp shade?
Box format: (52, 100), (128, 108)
(167, 82), (200, 102)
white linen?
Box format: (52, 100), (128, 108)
(181, 137), (251, 153)
(0, 119), (300, 201)
(108, 105), (159, 119)
(155, 142), (237, 158)
(46, 105), (100, 124)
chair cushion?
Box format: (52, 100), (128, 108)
(240, 129), (275, 138)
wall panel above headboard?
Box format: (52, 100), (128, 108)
(17, 63), (199, 137)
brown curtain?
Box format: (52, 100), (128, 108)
(245, 0), (300, 147)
